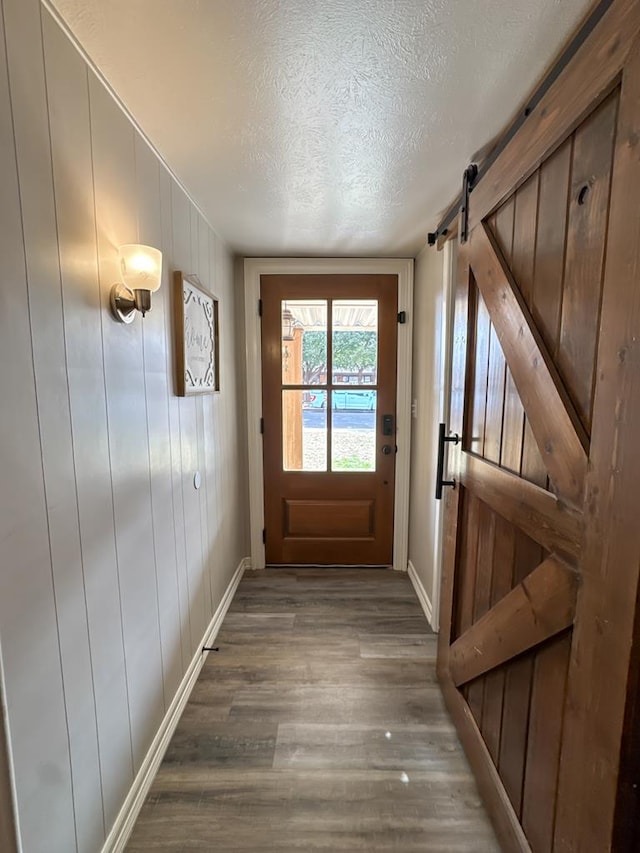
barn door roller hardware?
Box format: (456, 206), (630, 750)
(431, 0), (613, 247)
(435, 422), (460, 500)
(460, 164), (478, 244)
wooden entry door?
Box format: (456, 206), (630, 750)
(261, 274), (398, 565)
(437, 7), (640, 853)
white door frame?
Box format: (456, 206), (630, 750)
(429, 239), (456, 630)
(244, 257), (414, 570)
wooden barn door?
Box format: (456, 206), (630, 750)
(437, 5), (640, 852)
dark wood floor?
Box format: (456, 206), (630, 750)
(126, 568), (500, 852)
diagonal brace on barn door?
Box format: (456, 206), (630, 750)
(460, 454), (582, 565)
(449, 555), (578, 688)
(467, 222), (588, 506)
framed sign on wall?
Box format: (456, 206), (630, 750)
(173, 271), (219, 396)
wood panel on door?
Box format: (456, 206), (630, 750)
(437, 6), (640, 852)
(261, 275), (398, 565)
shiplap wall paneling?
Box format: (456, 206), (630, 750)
(8, 4), (108, 852)
(171, 186), (207, 653)
(212, 234), (230, 594)
(190, 213), (211, 632)
(135, 134), (184, 711)
(219, 251), (231, 583)
(89, 73), (166, 779)
(0, 2), (77, 849)
(42, 9), (133, 837)
(200, 227), (217, 614)
(198, 214), (213, 622)
(0, 1), (249, 851)
(194, 212), (214, 622)
(159, 170), (192, 675)
(188, 204), (205, 628)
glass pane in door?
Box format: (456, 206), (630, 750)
(283, 390), (327, 471)
(281, 300), (327, 385)
(332, 300), (378, 385)
(331, 390), (377, 471)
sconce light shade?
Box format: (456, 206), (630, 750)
(110, 244), (163, 323)
(119, 244), (162, 292)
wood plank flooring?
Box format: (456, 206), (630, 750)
(126, 568), (500, 852)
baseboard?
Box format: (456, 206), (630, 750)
(408, 560), (434, 628)
(101, 557), (249, 853)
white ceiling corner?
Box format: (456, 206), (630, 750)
(49, 0), (593, 258)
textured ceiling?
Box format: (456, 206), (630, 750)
(49, 0), (592, 257)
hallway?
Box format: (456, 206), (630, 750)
(126, 569), (499, 851)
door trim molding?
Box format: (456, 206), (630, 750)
(243, 257), (414, 570)
(430, 238), (456, 631)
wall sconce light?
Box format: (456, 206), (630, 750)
(110, 244), (163, 323)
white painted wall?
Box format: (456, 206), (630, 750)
(408, 241), (455, 630)
(0, 1), (247, 850)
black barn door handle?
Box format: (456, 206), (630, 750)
(435, 423), (460, 500)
